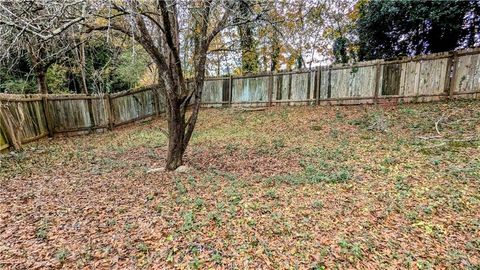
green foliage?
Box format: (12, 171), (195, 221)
(333, 36), (351, 63)
(182, 211), (195, 231)
(35, 221), (49, 240)
(85, 41), (149, 93)
(356, 1), (479, 60)
(55, 248), (70, 263)
(114, 49), (149, 90)
(46, 64), (68, 94)
(136, 242), (149, 254)
(312, 200), (324, 209)
(0, 78), (36, 94)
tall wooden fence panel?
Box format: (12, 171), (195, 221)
(453, 50), (480, 95)
(110, 87), (159, 126)
(202, 78), (227, 106)
(279, 71), (316, 104)
(46, 95), (110, 133)
(329, 64), (379, 99)
(0, 97), (48, 144)
(232, 75), (269, 105)
(378, 56), (450, 98)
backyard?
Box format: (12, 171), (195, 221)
(0, 100), (479, 269)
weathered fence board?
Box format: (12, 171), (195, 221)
(232, 76), (269, 105)
(328, 65), (378, 99)
(0, 121), (8, 150)
(418, 57), (449, 95)
(48, 99), (91, 132)
(453, 53), (480, 93)
(0, 100), (48, 143)
(290, 72), (314, 102)
(111, 89), (156, 125)
(47, 97), (110, 132)
(202, 79), (226, 106)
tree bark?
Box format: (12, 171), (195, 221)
(165, 99), (186, 170)
(78, 42), (88, 94)
(36, 69), (48, 94)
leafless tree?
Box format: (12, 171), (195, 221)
(86, 0), (267, 170)
(0, 0), (86, 94)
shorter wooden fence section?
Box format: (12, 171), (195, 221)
(1, 48), (479, 150)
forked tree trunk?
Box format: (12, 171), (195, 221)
(165, 100), (187, 170)
(164, 86), (203, 171)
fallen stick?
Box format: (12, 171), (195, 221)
(234, 107), (267, 112)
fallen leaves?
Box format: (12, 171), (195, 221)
(0, 100), (479, 269)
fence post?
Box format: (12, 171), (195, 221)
(42, 95), (54, 137)
(327, 66), (332, 102)
(152, 87), (160, 116)
(105, 93), (114, 130)
(228, 75), (233, 107)
(86, 95), (95, 132)
(448, 52), (458, 100)
(316, 66), (321, 105)
(268, 72), (274, 107)
(287, 72), (292, 101)
(373, 62), (382, 104)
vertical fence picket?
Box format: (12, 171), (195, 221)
(42, 95), (53, 137)
(449, 52), (459, 99)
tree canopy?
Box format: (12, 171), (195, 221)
(355, 0), (480, 61)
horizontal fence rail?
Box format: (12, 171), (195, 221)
(1, 48), (479, 150)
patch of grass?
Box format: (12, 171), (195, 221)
(211, 251), (223, 264)
(265, 189), (279, 200)
(312, 200), (324, 209)
(225, 143), (239, 154)
(226, 187), (243, 205)
(106, 218), (117, 227)
(55, 248), (70, 263)
(146, 193), (155, 202)
(35, 220), (49, 240)
(208, 211), (223, 226)
(194, 198), (205, 209)
(137, 242), (149, 254)
(338, 239), (363, 260)
(272, 137), (285, 149)
(182, 211), (195, 231)
(175, 179), (187, 195)
(124, 222), (135, 231)
(154, 203), (162, 214)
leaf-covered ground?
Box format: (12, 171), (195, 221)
(1, 100), (479, 269)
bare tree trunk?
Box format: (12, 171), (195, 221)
(36, 69), (48, 94)
(238, 0), (259, 74)
(165, 100), (186, 170)
(270, 32), (280, 72)
(79, 42), (88, 94)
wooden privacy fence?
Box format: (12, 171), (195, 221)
(0, 84), (164, 150)
(200, 48), (480, 107)
(1, 48), (480, 150)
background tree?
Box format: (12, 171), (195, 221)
(0, 1), (86, 94)
(237, 0), (260, 74)
(356, 0), (480, 60)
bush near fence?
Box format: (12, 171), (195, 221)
(0, 48), (479, 150)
